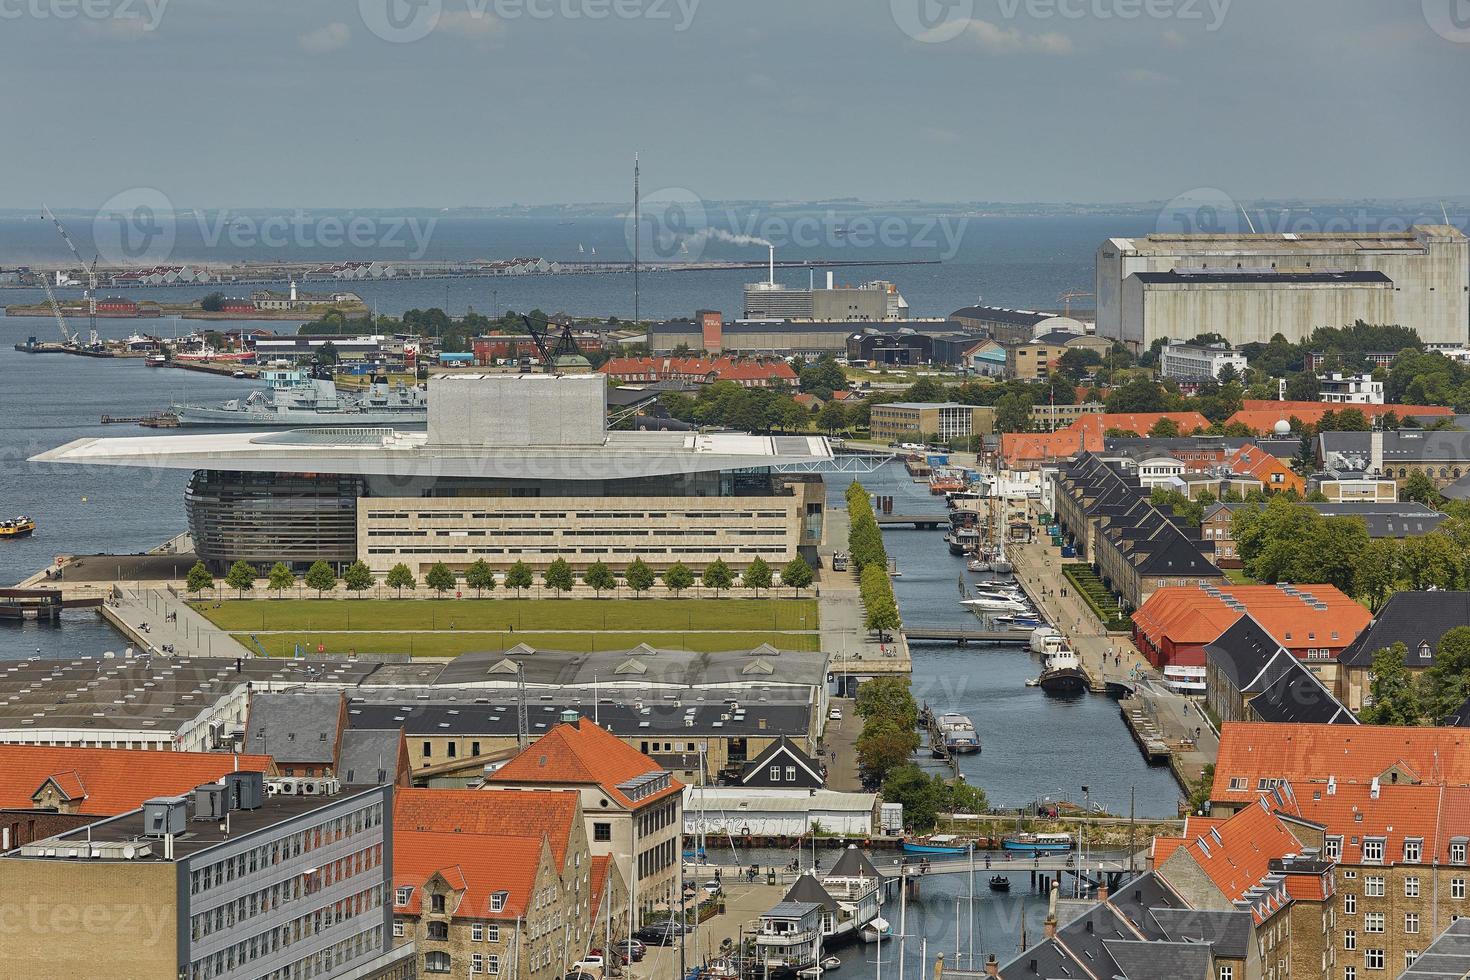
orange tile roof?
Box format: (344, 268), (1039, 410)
(396, 787), (581, 870)
(1212, 724), (1470, 806)
(485, 719), (684, 809)
(1227, 444), (1304, 495)
(392, 830), (546, 919)
(1156, 799), (1305, 906)
(1096, 411), (1212, 436)
(589, 855), (613, 925)
(1280, 781), (1470, 865)
(1133, 585), (1369, 656)
(0, 745), (277, 815)
(1225, 400), (1453, 435)
(1001, 411), (1212, 467)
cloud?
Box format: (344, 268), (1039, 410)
(437, 10), (505, 42)
(959, 19), (1073, 55)
(298, 22), (351, 53)
(1119, 67), (1170, 86)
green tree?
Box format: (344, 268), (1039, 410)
(199, 292), (225, 313)
(505, 560), (534, 598)
(994, 391), (1033, 433)
(881, 765), (941, 832)
(781, 556), (814, 597)
(1360, 644), (1427, 726)
(702, 557), (735, 596)
(303, 560), (337, 597)
(225, 560), (256, 598)
(1401, 470), (1441, 505)
(743, 556), (773, 595)
(1399, 532), (1459, 591)
(464, 559), (496, 598)
(425, 562), (456, 597)
(385, 562), (416, 598)
(343, 560), (374, 596)
(544, 558), (575, 596)
(815, 401), (848, 434)
(267, 562), (294, 596)
(625, 557), (655, 598)
(1425, 627), (1470, 722)
(584, 560), (616, 598)
(856, 718), (920, 786)
(854, 677), (919, 730)
(185, 560), (214, 595)
(1353, 538), (1402, 612)
(1149, 417), (1181, 438)
(663, 561), (695, 597)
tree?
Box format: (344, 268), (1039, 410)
(854, 677), (919, 730)
(1401, 470), (1441, 505)
(425, 562), (456, 597)
(702, 558), (735, 596)
(1149, 417), (1181, 438)
(544, 558), (575, 596)
(815, 401), (848, 434)
(584, 560), (617, 598)
(385, 563), (416, 598)
(1425, 627), (1470, 722)
(464, 559), (496, 598)
(856, 718), (920, 786)
(343, 561), (375, 596)
(994, 391), (1033, 433)
(781, 556), (814, 597)
(881, 765), (941, 832)
(185, 560), (214, 595)
(199, 292), (225, 313)
(1399, 532), (1459, 591)
(225, 560), (255, 598)
(1354, 538), (1402, 612)
(743, 556), (773, 595)
(1360, 644), (1427, 726)
(267, 562), (294, 596)
(625, 557), (655, 597)
(505, 560), (534, 598)
(303, 560), (337, 597)
(663, 562), (694, 597)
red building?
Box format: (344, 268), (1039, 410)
(473, 331), (601, 366)
(599, 355), (797, 388)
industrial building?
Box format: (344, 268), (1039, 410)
(742, 278), (907, 321)
(1005, 330), (1111, 380)
(35, 373), (833, 574)
(1096, 226), (1470, 349)
(648, 315), (968, 358)
(948, 305), (1088, 345)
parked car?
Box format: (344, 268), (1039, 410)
(828, 707), (843, 721)
(589, 949), (627, 968)
(612, 940), (646, 962)
(702, 879), (721, 896)
(635, 922), (688, 945)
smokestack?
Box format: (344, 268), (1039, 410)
(826, 270), (834, 290)
(768, 245), (775, 286)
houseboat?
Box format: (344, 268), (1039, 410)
(755, 901), (825, 977)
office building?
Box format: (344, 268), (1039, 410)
(1159, 341), (1248, 382)
(0, 776), (409, 980)
(868, 402), (995, 444)
(1005, 331), (1111, 380)
(1096, 225), (1470, 349)
(35, 373), (833, 574)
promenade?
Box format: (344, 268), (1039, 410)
(819, 500), (911, 676)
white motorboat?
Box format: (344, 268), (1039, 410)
(963, 596), (1029, 616)
(1029, 627), (1063, 654)
(967, 558), (991, 572)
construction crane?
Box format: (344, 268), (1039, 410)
(1058, 291), (1093, 318)
(37, 270), (77, 346)
(41, 205), (100, 347)
(518, 313), (587, 373)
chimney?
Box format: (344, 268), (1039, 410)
(984, 954), (1000, 977)
(1097, 880), (1109, 902)
(768, 244), (775, 286)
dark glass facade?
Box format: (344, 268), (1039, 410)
(187, 470), (364, 572)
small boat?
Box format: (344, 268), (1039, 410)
(1037, 647), (1088, 694)
(0, 516), (36, 539)
(991, 559), (1015, 575)
(1002, 833), (1074, 854)
(706, 959), (739, 979)
(963, 597), (1029, 616)
(967, 558), (991, 573)
(946, 528), (979, 556)
(989, 875), (1011, 892)
(859, 917), (891, 944)
(682, 846), (708, 861)
(1029, 627), (1062, 654)
(902, 835), (969, 855)
(821, 956), (841, 971)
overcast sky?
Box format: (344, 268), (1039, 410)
(3, 0), (1467, 209)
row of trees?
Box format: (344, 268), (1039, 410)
(187, 555), (816, 599)
(846, 483), (900, 637)
(1230, 496), (1470, 611)
(1362, 628), (1470, 726)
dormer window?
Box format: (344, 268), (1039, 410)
(396, 886), (414, 906)
(490, 891), (507, 913)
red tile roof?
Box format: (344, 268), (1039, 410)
(1279, 781), (1470, 866)
(392, 830), (547, 919)
(396, 787), (581, 870)
(1001, 411), (1212, 467)
(1212, 723), (1470, 807)
(1156, 799), (1306, 910)
(1226, 444), (1305, 495)
(1225, 400), (1453, 435)
(1133, 585), (1369, 658)
(485, 719), (684, 809)
(0, 745), (277, 815)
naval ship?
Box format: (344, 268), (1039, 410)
(172, 366), (428, 427)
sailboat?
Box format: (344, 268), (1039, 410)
(578, 243), (585, 254)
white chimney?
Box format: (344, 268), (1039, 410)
(768, 245), (775, 286)
(827, 270), (834, 290)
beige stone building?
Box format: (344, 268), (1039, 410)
(482, 719), (683, 926)
(869, 402), (995, 444)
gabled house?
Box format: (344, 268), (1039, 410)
(244, 690), (348, 779)
(1337, 591), (1470, 712)
(1204, 615), (1358, 726)
(739, 736), (825, 788)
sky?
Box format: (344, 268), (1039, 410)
(1, 0), (1467, 209)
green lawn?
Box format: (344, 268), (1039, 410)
(1223, 568), (1259, 585)
(195, 597), (818, 633)
(235, 630), (820, 658)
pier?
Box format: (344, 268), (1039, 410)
(875, 513), (949, 529)
(0, 588), (104, 622)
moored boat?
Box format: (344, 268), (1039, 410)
(988, 874), (1011, 892)
(1001, 832), (1074, 854)
(1037, 646), (1088, 694)
(0, 516), (36, 539)
(901, 834), (970, 855)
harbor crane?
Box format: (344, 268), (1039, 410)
(1058, 291), (1093, 318)
(518, 313), (587, 373)
(41, 205), (101, 347)
(37, 269), (78, 347)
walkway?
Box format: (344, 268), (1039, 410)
(101, 587), (254, 659)
(819, 501), (910, 675)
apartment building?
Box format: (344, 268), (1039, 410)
(869, 402), (996, 443)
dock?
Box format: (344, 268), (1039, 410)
(905, 626), (1033, 644)
(1119, 700), (1174, 764)
(875, 513), (949, 529)
(0, 588), (104, 622)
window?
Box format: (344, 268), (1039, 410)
(1365, 949), (1384, 970)
(487, 954), (501, 975)
(594, 822), (611, 842)
(431, 894), (446, 914)
(1364, 912), (1384, 934)
(1326, 837), (1343, 860)
(1219, 967), (1233, 980)
(1405, 912), (1420, 934)
(393, 922), (405, 938)
(487, 924), (500, 943)
(472, 923), (484, 942)
(1366, 876), (1385, 898)
(1404, 839), (1423, 863)
(472, 953), (484, 974)
(426, 952), (452, 974)
(1453, 878), (1466, 900)
(422, 741), (432, 757)
(1344, 968), (1356, 980)
(1453, 841), (1468, 864)
(395, 886), (413, 906)
(1363, 838), (1385, 863)
(1344, 929), (1356, 951)
(1405, 877), (1420, 898)
(428, 921), (449, 940)
(490, 892), (507, 913)
(1344, 894), (1356, 915)
(1405, 951), (1419, 967)
(769, 766), (781, 782)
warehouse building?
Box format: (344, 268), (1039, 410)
(948, 305), (1088, 345)
(36, 374), (832, 574)
(743, 279), (908, 321)
(1096, 225), (1470, 349)
(649, 316), (968, 357)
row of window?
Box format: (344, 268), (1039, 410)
(188, 886), (383, 980)
(368, 510), (789, 521)
(192, 844), (382, 941)
(638, 837), (678, 881)
(637, 799), (679, 838)
(368, 546), (790, 557)
(188, 802), (384, 897)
